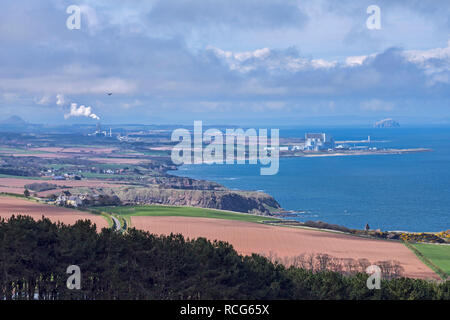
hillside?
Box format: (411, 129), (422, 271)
(0, 115), (28, 125)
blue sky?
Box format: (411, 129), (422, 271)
(0, 0), (449, 125)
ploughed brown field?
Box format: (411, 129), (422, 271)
(1, 146), (143, 165)
(8, 154), (144, 164)
(12, 153), (70, 158)
(0, 177), (123, 195)
(31, 147), (118, 154)
(131, 216), (439, 280)
(0, 196), (108, 229)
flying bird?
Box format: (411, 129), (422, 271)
(107, 93), (112, 96)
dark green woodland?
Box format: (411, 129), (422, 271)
(0, 216), (448, 300)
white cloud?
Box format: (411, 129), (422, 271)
(0, 77), (136, 95)
(207, 46), (338, 73)
(79, 5), (101, 34)
(404, 40), (450, 65)
(311, 59), (337, 69)
(345, 55), (369, 67)
(2, 92), (19, 102)
(402, 40), (450, 84)
(208, 40), (450, 91)
(234, 48), (271, 61)
(361, 99), (395, 112)
(35, 95), (51, 105)
(64, 103), (100, 120)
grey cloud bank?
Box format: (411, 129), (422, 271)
(0, 0), (449, 124)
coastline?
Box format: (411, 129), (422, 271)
(287, 148), (432, 158)
(169, 143), (447, 234)
(189, 147), (432, 164)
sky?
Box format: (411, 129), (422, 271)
(0, 0), (449, 126)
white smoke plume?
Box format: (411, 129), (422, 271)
(56, 94), (65, 106)
(64, 103), (100, 120)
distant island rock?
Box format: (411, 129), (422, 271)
(374, 118), (400, 128)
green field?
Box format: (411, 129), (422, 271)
(97, 205), (279, 223)
(44, 164), (77, 169)
(0, 148), (47, 154)
(141, 150), (170, 156)
(412, 243), (450, 278)
(0, 174), (49, 180)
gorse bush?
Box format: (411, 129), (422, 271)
(0, 216), (448, 300)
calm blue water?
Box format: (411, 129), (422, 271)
(170, 127), (450, 232)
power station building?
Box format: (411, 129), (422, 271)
(304, 133), (335, 151)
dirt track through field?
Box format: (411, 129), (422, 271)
(131, 216), (439, 280)
(0, 196), (108, 229)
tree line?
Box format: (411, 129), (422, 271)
(0, 215), (448, 300)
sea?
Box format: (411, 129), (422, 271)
(169, 126), (450, 232)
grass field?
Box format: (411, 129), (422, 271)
(80, 172), (138, 179)
(411, 243), (450, 278)
(0, 148), (47, 154)
(141, 150), (170, 156)
(97, 205), (279, 223)
(0, 174), (49, 180)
